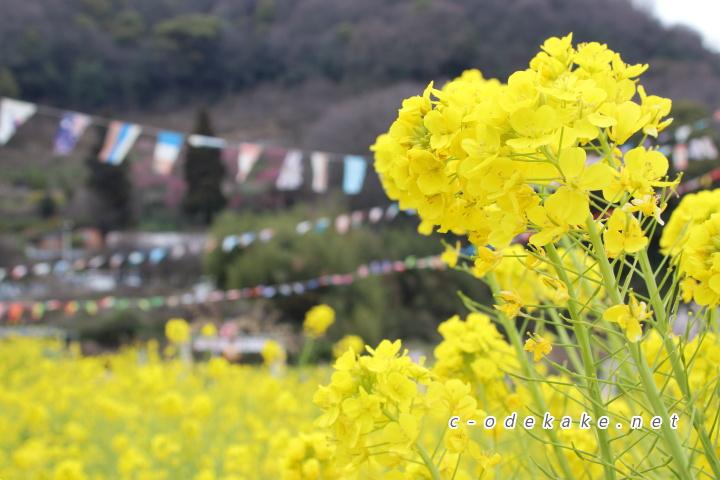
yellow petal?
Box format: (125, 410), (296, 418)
(587, 111), (617, 128)
(558, 147), (586, 179)
(545, 187), (589, 225)
(579, 163), (616, 191)
(626, 320), (642, 343)
(603, 304), (628, 324)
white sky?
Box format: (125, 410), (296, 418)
(649, 0), (720, 53)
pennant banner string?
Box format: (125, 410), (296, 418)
(0, 204), (409, 282)
(0, 253), (446, 323)
(1, 98), (372, 163)
(7, 97), (718, 160)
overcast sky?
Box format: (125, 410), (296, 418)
(650, 0), (720, 53)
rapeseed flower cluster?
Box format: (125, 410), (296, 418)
(433, 313), (517, 392)
(313, 338), (509, 479)
(372, 33), (674, 255)
(662, 190), (720, 306)
(364, 33), (720, 479)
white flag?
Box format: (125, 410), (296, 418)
(673, 143), (688, 171)
(0, 98), (37, 145)
(699, 136), (718, 160)
(236, 142), (263, 182)
(311, 152), (330, 193)
(335, 214), (350, 234)
(276, 149), (304, 190)
(188, 134), (226, 149)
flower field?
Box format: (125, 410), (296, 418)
(0, 337), (327, 480)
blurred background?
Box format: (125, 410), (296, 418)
(1, 0), (719, 359)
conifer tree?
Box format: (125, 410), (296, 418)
(85, 119), (134, 237)
(182, 106), (227, 224)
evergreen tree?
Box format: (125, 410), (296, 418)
(85, 120), (134, 237)
(182, 106), (227, 224)
(38, 190), (57, 219)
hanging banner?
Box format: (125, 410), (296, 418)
(188, 134), (226, 149)
(342, 155), (367, 194)
(8, 302), (24, 323)
(99, 121), (141, 165)
(152, 130), (184, 175)
(688, 136), (719, 160)
(675, 125), (692, 143)
(0, 98), (37, 145)
(252, 146), (285, 190)
(276, 149), (304, 191)
(1, 254), (445, 323)
(369, 206), (384, 224)
(53, 112), (92, 155)
(673, 143), (689, 171)
(311, 152), (330, 193)
(335, 214), (350, 234)
(236, 142), (263, 182)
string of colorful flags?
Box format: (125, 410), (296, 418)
(3, 98), (720, 197)
(0, 204), (406, 282)
(0, 254), (446, 324)
(0, 97), (372, 195)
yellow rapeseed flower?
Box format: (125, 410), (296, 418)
(493, 290), (525, 318)
(682, 213), (720, 306)
(441, 241), (461, 268)
(200, 322), (217, 337)
(382, 412), (419, 458)
(165, 318), (190, 344)
(303, 304), (335, 338)
(603, 295), (652, 343)
(660, 189), (720, 257)
(524, 333), (553, 361)
(472, 246), (503, 278)
(602, 147), (673, 203)
(603, 209), (648, 257)
(332, 334), (365, 358)
(341, 387), (382, 435)
(544, 147), (615, 225)
(261, 339), (286, 366)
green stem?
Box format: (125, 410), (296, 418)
(637, 249), (720, 479)
(546, 307), (585, 373)
(560, 238), (638, 381)
(298, 337), (314, 370)
(416, 441), (444, 480)
(598, 130), (618, 169)
(584, 218), (695, 480)
(545, 243), (618, 480)
(486, 272), (576, 480)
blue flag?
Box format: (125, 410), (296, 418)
(342, 155), (367, 194)
(99, 121), (141, 165)
(153, 130), (184, 175)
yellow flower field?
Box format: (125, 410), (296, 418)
(0, 337), (328, 480)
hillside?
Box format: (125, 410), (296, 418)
(1, 0), (720, 116)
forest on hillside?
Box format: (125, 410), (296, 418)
(1, 0), (720, 113)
